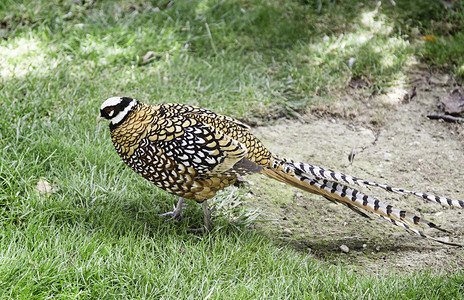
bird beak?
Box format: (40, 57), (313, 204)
(96, 112), (104, 123)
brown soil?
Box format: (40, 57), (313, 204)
(244, 64), (464, 274)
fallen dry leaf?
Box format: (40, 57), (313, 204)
(439, 88), (464, 115)
(340, 244), (350, 253)
(35, 178), (57, 197)
(142, 51), (156, 62)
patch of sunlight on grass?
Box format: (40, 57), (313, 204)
(304, 7), (400, 59)
(378, 37), (411, 67)
(194, 0), (211, 16)
(360, 9), (393, 35)
(292, 6), (413, 96)
(0, 36), (55, 79)
(341, 10), (395, 49)
(80, 38), (126, 63)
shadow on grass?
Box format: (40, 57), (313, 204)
(30, 183), (438, 262)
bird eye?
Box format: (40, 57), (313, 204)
(104, 107), (115, 112)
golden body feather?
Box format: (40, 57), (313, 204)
(110, 102), (270, 201)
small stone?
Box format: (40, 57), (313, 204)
(429, 74), (449, 86)
(62, 11), (73, 20)
(348, 57), (356, 67)
(340, 244), (349, 253)
(384, 153), (392, 161)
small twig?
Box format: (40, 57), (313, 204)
(348, 145), (356, 165)
(427, 114), (464, 123)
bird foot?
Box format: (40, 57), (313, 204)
(158, 197), (187, 222)
(186, 220), (212, 233)
(186, 201), (213, 233)
(159, 198), (213, 233)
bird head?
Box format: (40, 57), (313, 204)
(99, 97), (139, 126)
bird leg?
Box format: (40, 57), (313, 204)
(202, 200), (212, 232)
(159, 197), (187, 221)
(187, 200), (213, 233)
(160, 197), (213, 232)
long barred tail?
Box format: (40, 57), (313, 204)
(289, 160), (464, 209)
(262, 157), (462, 247)
(309, 178), (461, 247)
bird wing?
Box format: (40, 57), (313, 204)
(156, 103), (274, 168)
(144, 114), (261, 178)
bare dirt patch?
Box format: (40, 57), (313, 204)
(244, 64), (464, 274)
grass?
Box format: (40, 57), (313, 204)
(386, 0), (464, 78)
(1, 0), (464, 298)
(420, 32), (464, 77)
(3, 219), (464, 298)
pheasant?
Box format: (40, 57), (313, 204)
(99, 97), (463, 246)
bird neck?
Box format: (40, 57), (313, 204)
(110, 100), (139, 130)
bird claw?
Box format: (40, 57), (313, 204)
(158, 198), (187, 222)
(158, 198), (213, 232)
(186, 220), (212, 233)
(158, 211), (181, 222)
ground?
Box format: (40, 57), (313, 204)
(242, 64), (464, 274)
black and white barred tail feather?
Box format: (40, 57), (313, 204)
(308, 178), (462, 246)
(291, 161), (464, 209)
(262, 158), (462, 247)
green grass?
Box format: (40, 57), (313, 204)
(386, 0), (464, 78)
(1, 0), (464, 298)
(3, 218), (464, 298)
(420, 32), (464, 77)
